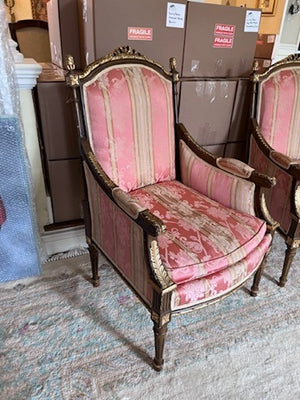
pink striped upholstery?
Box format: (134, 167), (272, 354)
(257, 67), (300, 159)
(249, 137), (293, 234)
(84, 164), (153, 307)
(180, 140), (256, 215)
(83, 65), (175, 192)
(172, 234), (271, 309)
(130, 180), (267, 285)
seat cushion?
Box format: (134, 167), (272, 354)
(130, 180), (267, 285)
(172, 234), (271, 310)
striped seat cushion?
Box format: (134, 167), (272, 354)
(130, 180), (267, 285)
(172, 233), (271, 310)
(258, 67), (300, 159)
(82, 64), (175, 192)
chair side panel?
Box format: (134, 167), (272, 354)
(249, 137), (293, 234)
(84, 163), (153, 306)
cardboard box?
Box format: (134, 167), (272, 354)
(77, 0), (187, 71)
(255, 33), (276, 59)
(254, 57), (272, 73)
(182, 3), (260, 77)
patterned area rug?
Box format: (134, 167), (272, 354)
(0, 233), (299, 400)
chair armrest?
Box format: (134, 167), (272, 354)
(216, 157), (254, 178)
(176, 122), (275, 189)
(81, 138), (166, 237)
(270, 151), (300, 170)
(251, 118), (300, 180)
(112, 188), (166, 236)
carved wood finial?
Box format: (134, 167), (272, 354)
(65, 54), (76, 71)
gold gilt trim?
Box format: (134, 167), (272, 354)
(86, 152), (116, 190)
(295, 185), (300, 218)
(143, 210), (166, 235)
(253, 53), (300, 82)
(260, 192), (279, 232)
(65, 54), (79, 87)
(169, 57), (179, 82)
(253, 124), (273, 156)
(79, 46), (172, 81)
(148, 238), (176, 292)
(151, 311), (171, 326)
(286, 237), (300, 248)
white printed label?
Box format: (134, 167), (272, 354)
(166, 2), (186, 29)
(244, 10), (261, 32)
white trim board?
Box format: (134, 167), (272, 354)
(41, 226), (87, 258)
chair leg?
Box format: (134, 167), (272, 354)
(250, 257), (267, 297)
(279, 245), (297, 287)
(153, 320), (169, 372)
(88, 243), (99, 287)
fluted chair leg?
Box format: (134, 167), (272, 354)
(250, 257), (267, 297)
(279, 245), (297, 287)
(153, 321), (169, 371)
(89, 243), (99, 287)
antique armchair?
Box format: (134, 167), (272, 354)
(65, 46), (277, 370)
(249, 54), (300, 287)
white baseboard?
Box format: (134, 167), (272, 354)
(41, 226), (87, 258)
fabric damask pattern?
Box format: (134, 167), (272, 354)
(130, 180), (267, 285)
(172, 234), (271, 309)
(257, 67), (300, 159)
(179, 140), (256, 216)
(83, 65), (175, 192)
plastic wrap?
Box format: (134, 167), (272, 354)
(0, 2), (41, 281)
(0, 3), (19, 116)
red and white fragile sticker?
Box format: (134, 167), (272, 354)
(213, 36), (234, 49)
(128, 27), (153, 41)
(214, 23), (235, 37)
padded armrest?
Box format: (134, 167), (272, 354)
(112, 187), (147, 219)
(216, 157), (254, 178)
(270, 151), (300, 170)
(112, 187), (166, 236)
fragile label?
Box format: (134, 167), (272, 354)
(214, 23), (235, 37)
(128, 27), (153, 41)
(213, 36), (234, 49)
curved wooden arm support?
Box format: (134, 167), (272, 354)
(176, 123), (276, 189)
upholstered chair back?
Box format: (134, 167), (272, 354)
(82, 64), (176, 192)
(257, 66), (300, 159)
